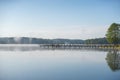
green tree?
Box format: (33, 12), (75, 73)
(106, 23), (120, 44)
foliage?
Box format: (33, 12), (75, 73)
(106, 23), (120, 44)
(0, 37), (84, 44)
(85, 37), (108, 44)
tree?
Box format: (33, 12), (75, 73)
(106, 23), (120, 44)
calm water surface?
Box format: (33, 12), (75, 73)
(0, 47), (120, 80)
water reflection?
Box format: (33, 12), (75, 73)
(0, 46), (120, 80)
(106, 50), (120, 71)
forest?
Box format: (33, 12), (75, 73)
(0, 37), (110, 44)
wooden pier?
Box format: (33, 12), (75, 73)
(39, 44), (120, 49)
(0, 44), (120, 51)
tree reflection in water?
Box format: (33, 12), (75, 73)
(106, 50), (120, 71)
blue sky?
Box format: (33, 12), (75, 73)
(0, 0), (120, 39)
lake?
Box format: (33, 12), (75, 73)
(0, 45), (120, 80)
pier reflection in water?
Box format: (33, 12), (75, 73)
(106, 50), (120, 71)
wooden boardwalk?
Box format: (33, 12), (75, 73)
(39, 44), (120, 49)
(0, 44), (119, 51)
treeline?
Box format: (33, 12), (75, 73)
(0, 37), (84, 44)
(0, 37), (115, 44)
(85, 37), (109, 44)
(0, 37), (114, 44)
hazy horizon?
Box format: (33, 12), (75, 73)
(0, 0), (120, 39)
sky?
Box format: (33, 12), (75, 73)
(0, 0), (120, 39)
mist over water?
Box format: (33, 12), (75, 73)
(0, 45), (120, 80)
